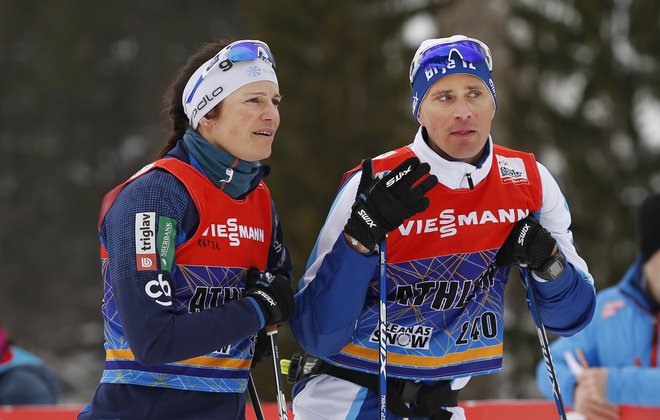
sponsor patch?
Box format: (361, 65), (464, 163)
(201, 218), (265, 247)
(370, 322), (432, 350)
(496, 155), (528, 184)
(398, 207), (529, 238)
(145, 273), (172, 307)
(135, 212), (157, 271)
(157, 216), (177, 272)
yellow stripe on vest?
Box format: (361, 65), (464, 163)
(341, 343), (503, 367)
(106, 349), (251, 369)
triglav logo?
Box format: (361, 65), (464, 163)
(135, 212), (157, 270)
(202, 218), (265, 247)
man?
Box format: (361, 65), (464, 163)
(536, 193), (660, 419)
(290, 35), (596, 419)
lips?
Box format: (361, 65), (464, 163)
(253, 129), (274, 137)
(451, 129), (476, 136)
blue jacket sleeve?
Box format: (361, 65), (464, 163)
(608, 366), (660, 406)
(101, 170), (263, 366)
(536, 274), (660, 407)
(532, 165), (596, 336)
(528, 258), (596, 336)
(290, 236), (378, 356)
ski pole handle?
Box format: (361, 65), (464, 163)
(267, 325), (289, 420)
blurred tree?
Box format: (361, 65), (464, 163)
(503, 0), (660, 283)
(0, 0), (246, 403)
(496, 0), (660, 399)
(239, 0), (457, 275)
(238, 0), (457, 402)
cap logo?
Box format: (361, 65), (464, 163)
(425, 58), (477, 82)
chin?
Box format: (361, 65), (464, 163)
(259, 147), (273, 161)
(252, 149), (272, 162)
(450, 149), (482, 164)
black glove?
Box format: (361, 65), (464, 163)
(344, 157), (438, 251)
(250, 329), (272, 367)
(496, 215), (563, 277)
(244, 267), (294, 325)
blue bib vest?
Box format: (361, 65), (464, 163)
(98, 158), (272, 393)
(327, 145), (542, 380)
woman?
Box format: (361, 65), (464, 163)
(79, 39), (294, 420)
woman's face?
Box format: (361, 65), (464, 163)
(200, 80), (281, 162)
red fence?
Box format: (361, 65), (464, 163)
(2, 401), (660, 419)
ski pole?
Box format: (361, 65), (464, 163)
(524, 270), (567, 420)
(378, 237), (387, 420)
(267, 325), (289, 420)
(247, 373), (265, 420)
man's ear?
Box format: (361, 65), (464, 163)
(417, 111), (425, 126)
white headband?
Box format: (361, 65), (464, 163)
(182, 43), (278, 129)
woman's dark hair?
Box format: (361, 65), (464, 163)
(158, 40), (232, 158)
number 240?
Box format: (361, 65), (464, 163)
(456, 312), (497, 345)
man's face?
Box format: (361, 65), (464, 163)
(417, 73), (494, 164)
(643, 249), (660, 304)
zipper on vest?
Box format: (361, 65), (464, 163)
(466, 172), (474, 189)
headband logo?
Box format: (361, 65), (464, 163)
(257, 47), (273, 66)
(247, 66), (262, 77)
(191, 86), (224, 122)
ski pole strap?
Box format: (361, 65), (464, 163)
(314, 361), (457, 419)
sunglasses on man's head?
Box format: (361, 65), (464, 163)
(409, 38), (492, 84)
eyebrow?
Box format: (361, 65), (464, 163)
(244, 91), (282, 99)
(429, 84), (485, 96)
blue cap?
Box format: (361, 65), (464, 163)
(410, 35), (497, 118)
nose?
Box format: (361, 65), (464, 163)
(261, 101), (279, 121)
(452, 99), (473, 119)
